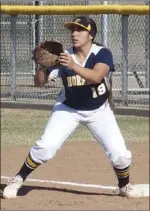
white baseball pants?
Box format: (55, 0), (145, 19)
(30, 102), (132, 169)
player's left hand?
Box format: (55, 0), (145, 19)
(59, 53), (75, 69)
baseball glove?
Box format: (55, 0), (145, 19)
(32, 40), (63, 69)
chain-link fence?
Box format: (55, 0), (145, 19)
(1, 0), (149, 109)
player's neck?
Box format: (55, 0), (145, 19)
(74, 42), (93, 59)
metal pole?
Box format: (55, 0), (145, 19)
(35, 1), (40, 46)
(121, 15), (129, 106)
(101, 1), (108, 47)
(32, 1), (40, 76)
(31, 1), (36, 76)
(10, 15), (17, 101)
(39, 1), (44, 41)
(145, 1), (149, 88)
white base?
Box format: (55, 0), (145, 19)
(132, 184), (149, 197)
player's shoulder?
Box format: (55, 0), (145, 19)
(91, 43), (104, 55)
(92, 42), (112, 56)
(64, 44), (104, 55)
(64, 44), (112, 56)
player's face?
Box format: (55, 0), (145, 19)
(70, 25), (93, 48)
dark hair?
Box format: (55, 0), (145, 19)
(88, 17), (97, 39)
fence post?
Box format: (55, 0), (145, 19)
(121, 15), (129, 106)
(31, 13), (36, 75)
(32, 1), (40, 76)
(101, 0), (108, 47)
(35, 1), (40, 46)
(39, 1), (44, 42)
(10, 15), (17, 101)
(145, 1), (149, 88)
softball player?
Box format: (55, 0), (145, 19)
(3, 16), (141, 199)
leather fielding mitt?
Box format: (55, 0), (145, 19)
(32, 40), (63, 69)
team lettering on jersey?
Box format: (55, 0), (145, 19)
(67, 75), (91, 87)
(66, 75), (107, 99)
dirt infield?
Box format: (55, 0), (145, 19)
(1, 141), (149, 210)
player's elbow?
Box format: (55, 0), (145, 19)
(91, 75), (102, 84)
(93, 78), (102, 84)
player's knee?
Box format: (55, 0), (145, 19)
(110, 150), (132, 169)
(30, 139), (58, 164)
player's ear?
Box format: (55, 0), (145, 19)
(89, 34), (93, 41)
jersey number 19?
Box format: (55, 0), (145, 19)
(91, 83), (106, 98)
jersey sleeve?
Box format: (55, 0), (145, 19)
(95, 48), (115, 72)
(47, 67), (60, 81)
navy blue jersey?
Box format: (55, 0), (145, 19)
(57, 43), (115, 110)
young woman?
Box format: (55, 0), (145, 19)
(3, 16), (141, 199)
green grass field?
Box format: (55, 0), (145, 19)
(1, 108), (149, 147)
